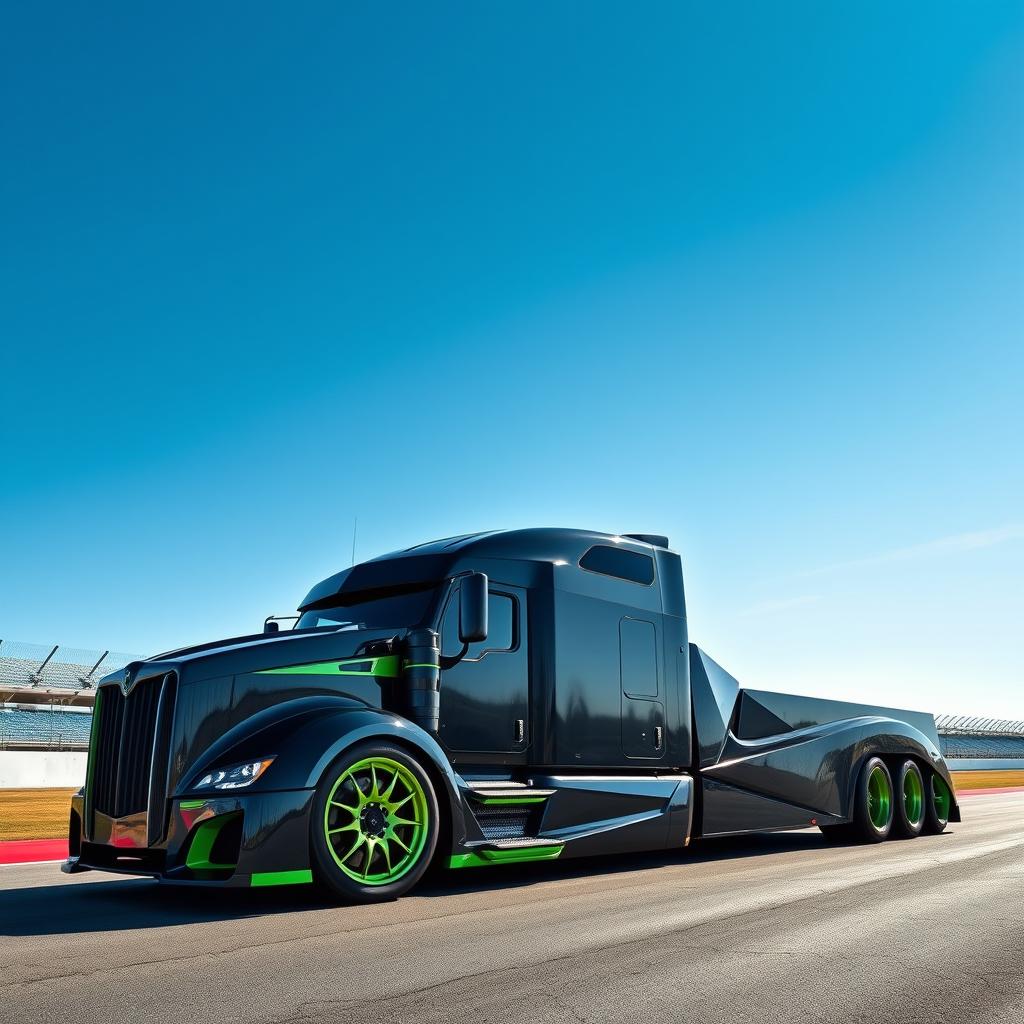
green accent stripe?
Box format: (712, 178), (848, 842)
(85, 688), (101, 820)
(250, 869), (314, 887)
(255, 655), (400, 678)
(448, 845), (564, 869)
(401, 663), (438, 670)
(185, 812), (240, 871)
(179, 799), (206, 810)
(471, 796), (549, 806)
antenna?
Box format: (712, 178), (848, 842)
(351, 516), (358, 566)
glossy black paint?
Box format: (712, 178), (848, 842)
(66, 527), (959, 888)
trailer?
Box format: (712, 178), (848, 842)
(64, 529), (959, 901)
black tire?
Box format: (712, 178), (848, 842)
(310, 741), (439, 903)
(892, 760), (925, 839)
(923, 770), (953, 835)
(851, 756), (894, 843)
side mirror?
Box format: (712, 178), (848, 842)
(459, 572), (488, 644)
(263, 618), (280, 634)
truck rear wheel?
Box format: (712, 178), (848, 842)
(852, 756), (893, 843)
(923, 771), (953, 835)
(892, 760), (925, 839)
(310, 742), (439, 903)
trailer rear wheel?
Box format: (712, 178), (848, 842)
(923, 771), (953, 835)
(310, 742), (439, 903)
(852, 756), (893, 843)
(892, 760), (925, 839)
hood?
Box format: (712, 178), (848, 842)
(101, 625), (403, 689)
(95, 625), (408, 804)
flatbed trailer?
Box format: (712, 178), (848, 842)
(64, 528), (959, 901)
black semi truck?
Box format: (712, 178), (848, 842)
(64, 529), (959, 901)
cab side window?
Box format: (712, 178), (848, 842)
(442, 587), (516, 660)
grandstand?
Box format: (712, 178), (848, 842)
(936, 714), (1024, 761)
(0, 640), (139, 708)
(0, 639), (140, 752)
(0, 705), (92, 750)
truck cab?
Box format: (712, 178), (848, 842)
(294, 528), (688, 771)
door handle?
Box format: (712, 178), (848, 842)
(654, 725), (663, 750)
(514, 719), (525, 744)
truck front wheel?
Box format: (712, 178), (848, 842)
(310, 742), (439, 903)
(851, 756), (894, 843)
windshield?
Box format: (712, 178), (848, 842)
(296, 585), (441, 631)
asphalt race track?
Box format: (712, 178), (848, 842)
(2, 792), (1022, 1024)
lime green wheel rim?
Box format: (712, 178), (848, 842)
(323, 756), (429, 885)
(867, 765), (892, 830)
(902, 766), (924, 827)
(931, 774), (952, 823)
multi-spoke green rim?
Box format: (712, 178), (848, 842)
(323, 756), (429, 885)
(931, 774), (952, 824)
(867, 764), (892, 831)
(902, 766), (924, 827)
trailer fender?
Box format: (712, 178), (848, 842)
(705, 715), (959, 823)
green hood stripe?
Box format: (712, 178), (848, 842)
(255, 655), (400, 678)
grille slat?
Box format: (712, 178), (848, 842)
(90, 676), (167, 820)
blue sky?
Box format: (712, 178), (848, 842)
(2, 4), (1022, 717)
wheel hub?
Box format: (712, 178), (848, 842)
(361, 803), (388, 837)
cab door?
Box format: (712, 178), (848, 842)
(620, 616), (666, 760)
(438, 581), (529, 761)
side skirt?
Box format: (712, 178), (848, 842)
(450, 773), (694, 866)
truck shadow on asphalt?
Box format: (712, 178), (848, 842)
(2, 829), (933, 938)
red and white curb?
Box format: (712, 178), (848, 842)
(956, 785), (1024, 797)
(0, 839), (68, 865)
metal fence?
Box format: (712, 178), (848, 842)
(0, 639), (140, 693)
(935, 715), (1024, 737)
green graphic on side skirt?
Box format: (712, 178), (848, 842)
(256, 655), (400, 677)
(471, 795), (548, 806)
(448, 845), (564, 869)
(251, 869), (313, 887)
(324, 756), (429, 886)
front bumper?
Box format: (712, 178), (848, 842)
(64, 788), (316, 888)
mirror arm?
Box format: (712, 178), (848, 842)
(439, 643), (469, 671)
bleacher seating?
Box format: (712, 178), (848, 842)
(0, 641), (138, 692)
(939, 733), (1024, 759)
(0, 707), (93, 748)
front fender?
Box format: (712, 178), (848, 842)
(176, 696), (466, 849)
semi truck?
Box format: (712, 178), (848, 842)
(64, 528), (959, 902)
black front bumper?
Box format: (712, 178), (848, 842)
(65, 788), (317, 888)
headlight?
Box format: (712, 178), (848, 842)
(194, 757), (275, 791)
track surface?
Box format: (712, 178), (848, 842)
(2, 792), (1023, 1024)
